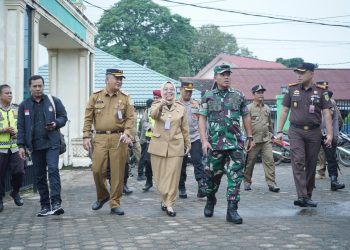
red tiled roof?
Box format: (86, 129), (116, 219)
(182, 68), (350, 101)
(196, 53), (286, 78)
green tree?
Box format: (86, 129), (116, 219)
(276, 57), (304, 68)
(95, 0), (196, 79)
(236, 47), (255, 58)
(190, 25), (239, 74)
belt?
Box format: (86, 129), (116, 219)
(290, 123), (320, 131)
(95, 129), (124, 134)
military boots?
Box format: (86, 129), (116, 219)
(197, 179), (206, 198)
(204, 196), (216, 217)
(226, 200), (243, 224)
(330, 176), (345, 191)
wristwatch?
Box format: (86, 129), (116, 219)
(246, 136), (253, 141)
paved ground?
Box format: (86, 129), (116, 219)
(1, 162), (350, 250)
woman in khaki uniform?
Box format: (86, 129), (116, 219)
(148, 81), (190, 217)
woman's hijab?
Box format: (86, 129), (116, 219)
(160, 81), (177, 105)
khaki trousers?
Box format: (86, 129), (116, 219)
(316, 147), (326, 176)
(151, 155), (183, 208)
(244, 141), (276, 186)
(92, 134), (128, 208)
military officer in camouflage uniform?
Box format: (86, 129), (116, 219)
(199, 64), (255, 224)
(277, 63), (333, 207)
(244, 84), (280, 192)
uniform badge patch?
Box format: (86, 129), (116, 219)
(323, 92), (330, 101)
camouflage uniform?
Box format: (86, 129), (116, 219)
(199, 87), (249, 201)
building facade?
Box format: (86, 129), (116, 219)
(0, 0), (96, 166)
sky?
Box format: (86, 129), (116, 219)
(41, 0), (350, 68)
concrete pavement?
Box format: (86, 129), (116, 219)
(1, 163), (350, 249)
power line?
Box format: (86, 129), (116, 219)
(159, 0), (350, 28)
(196, 15), (350, 28)
(83, 0), (108, 11)
(236, 37), (350, 45)
(163, 0), (225, 7)
(319, 61), (350, 65)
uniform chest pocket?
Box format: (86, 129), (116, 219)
(114, 102), (127, 120)
(311, 95), (321, 104)
(94, 103), (105, 115)
(291, 96), (301, 108)
(251, 114), (260, 122)
(208, 100), (222, 111)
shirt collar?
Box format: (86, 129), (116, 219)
(253, 100), (264, 107)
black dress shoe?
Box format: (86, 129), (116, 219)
(142, 181), (153, 191)
(92, 197), (109, 210)
(268, 185), (280, 193)
(10, 191), (24, 206)
(179, 189), (187, 199)
(123, 184), (133, 195)
(166, 207), (176, 217)
(161, 203), (167, 211)
(294, 198), (306, 207)
(304, 198), (317, 207)
(110, 207), (125, 215)
(294, 198), (317, 207)
(0, 200), (3, 212)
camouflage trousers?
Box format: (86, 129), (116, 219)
(205, 149), (245, 201)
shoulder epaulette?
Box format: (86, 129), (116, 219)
(152, 100), (161, 104)
(175, 101), (184, 106)
(288, 82), (298, 87)
(93, 89), (103, 94)
(316, 83), (328, 90)
(120, 90), (129, 96)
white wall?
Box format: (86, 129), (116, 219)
(48, 49), (90, 139)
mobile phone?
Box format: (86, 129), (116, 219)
(46, 122), (53, 126)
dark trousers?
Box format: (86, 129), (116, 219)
(0, 151), (25, 198)
(31, 148), (61, 206)
(139, 142), (152, 179)
(289, 127), (322, 198)
(322, 141), (339, 177)
(179, 139), (205, 190)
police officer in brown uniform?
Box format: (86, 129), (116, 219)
(244, 84), (280, 192)
(83, 69), (134, 215)
(277, 63), (333, 207)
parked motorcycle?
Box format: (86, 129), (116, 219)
(272, 135), (291, 165)
(337, 132), (350, 167)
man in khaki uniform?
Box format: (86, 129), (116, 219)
(244, 85), (280, 192)
(83, 68), (134, 215)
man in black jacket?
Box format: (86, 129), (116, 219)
(17, 75), (67, 217)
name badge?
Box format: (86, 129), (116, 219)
(117, 110), (123, 119)
(24, 109), (30, 116)
(164, 119), (171, 130)
(309, 105), (315, 113)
